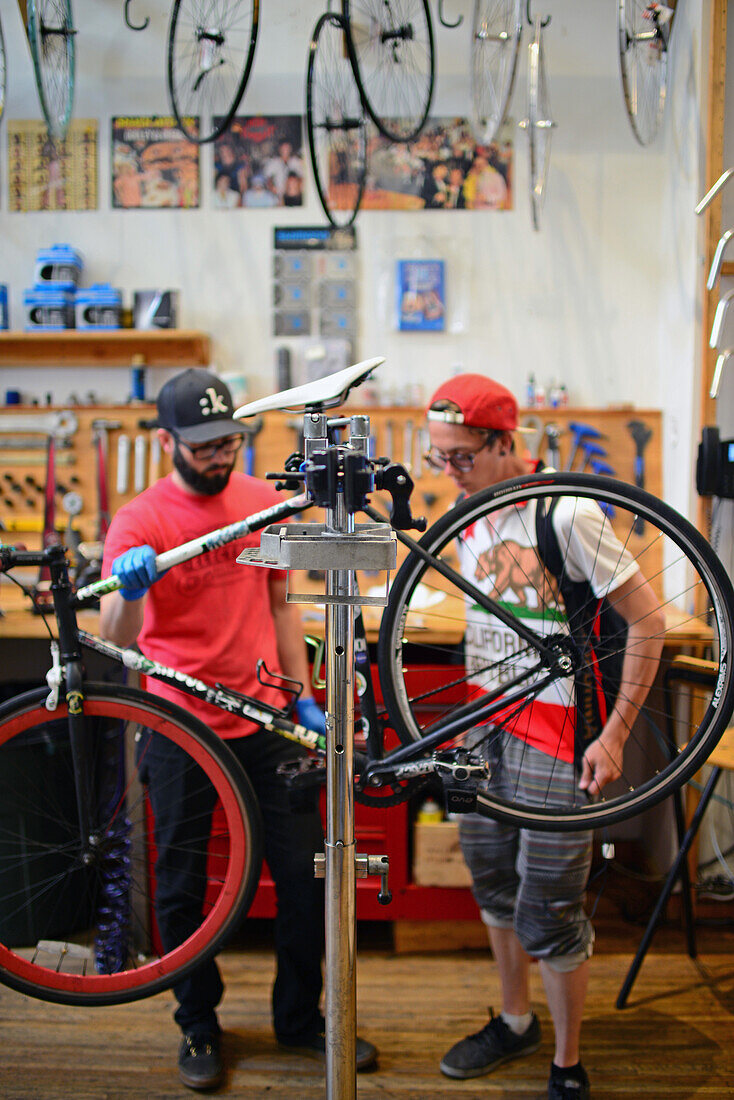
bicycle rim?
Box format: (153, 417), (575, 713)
(0, 683), (262, 1005)
(470, 0), (522, 146)
(168, 0), (260, 144)
(342, 0), (434, 143)
(527, 16), (552, 231)
(27, 0), (75, 141)
(306, 12), (367, 228)
(618, 0), (668, 146)
(378, 473), (734, 831)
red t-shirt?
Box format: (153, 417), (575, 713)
(102, 472), (289, 738)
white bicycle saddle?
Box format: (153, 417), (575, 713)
(234, 357), (385, 418)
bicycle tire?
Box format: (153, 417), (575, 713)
(27, 0), (75, 141)
(0, 682), (262, 1006)
(525, 15), (553, 231)
(167, 0), (260, 145)
(0, 13), (7, 123)
(341, 0), (435, 143)
(377, 472), (734, 831)
(470, 0), (522, 146)
(618, 0), (669, 147)
(306, 12), (367, 228)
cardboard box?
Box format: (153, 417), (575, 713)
(412, 821), (473, 889)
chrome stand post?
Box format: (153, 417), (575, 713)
(238, 410), (396, 1100)
(324, 487), (357, 1099)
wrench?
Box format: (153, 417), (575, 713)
(134, 435), (147, 492)
(0, 410), (77, 437)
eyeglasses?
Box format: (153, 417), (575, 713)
(424, 433), (498, 472)
(174, 433), (244, 462)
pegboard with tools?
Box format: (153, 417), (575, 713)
(245, 404), (663, 526)
(0, 405), (172, 552)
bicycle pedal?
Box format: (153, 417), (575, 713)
(444, 787), (477, 814)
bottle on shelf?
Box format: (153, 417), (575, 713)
(417, 796), (444, 824)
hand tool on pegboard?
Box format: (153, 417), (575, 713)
(134, 435), (147, 492)
(117, 434), (131, 494)
(0, 409), (77, 437)
(544, 423), (562, 468)
(33, 435), (64, 613)
(590, 459), (616, 518)
(627, 419), (653, 533)
(92, 419), (121, 541)
(403, 418), (414, 472)
(75, 418), (121, 595)
(566, 422), (604, 471)
(580, 442), (608, 472)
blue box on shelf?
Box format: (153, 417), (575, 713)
(75, 284), (122, 330)
(23, 286), (75, 331)
(33, 244), (84, 289)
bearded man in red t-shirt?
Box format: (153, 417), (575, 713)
(100, 369), (377, 1091)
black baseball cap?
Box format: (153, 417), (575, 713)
(156, 369), (244, 444)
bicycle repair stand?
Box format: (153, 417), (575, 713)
(237, 380), (415, 1098)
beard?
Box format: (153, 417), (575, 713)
(173, 442), (234, 496)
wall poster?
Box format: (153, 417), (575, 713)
(111, 116), (200, 208)
(212, 115), (304, 208)
(8, 119), (98, 212)
(362, 117), (513, 212)
(396, 259), (446, 331)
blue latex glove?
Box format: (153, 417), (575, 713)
(296, 697), (326, 735)
(111, 544), (159, 602)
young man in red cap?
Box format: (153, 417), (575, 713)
(100, 368), (377, 1090)
(425, 373), (664, 1100)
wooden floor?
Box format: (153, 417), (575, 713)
(1, 917), (734, 1099)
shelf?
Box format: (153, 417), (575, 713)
(0, 330), (211, 367)
(721, 262), (734, 278)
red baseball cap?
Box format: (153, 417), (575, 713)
(426, 374), (519, 431)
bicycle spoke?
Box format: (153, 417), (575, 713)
(307, 13), (367, 228)
(168, 0), (259, 144)
(618, 0), (669, 146)
(379, 473), (734, 830)
(470, 0), (522, 145)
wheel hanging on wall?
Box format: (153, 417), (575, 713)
(518, 13), (554, 231)
(617, 0), (671, 146)
(470, 0), (523, 146)
(167, 0), (260, 144)
(341, 0), (435, 143)
(27, 0), (76, 141)
(306, 12), (367, 228)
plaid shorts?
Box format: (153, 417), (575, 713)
(458, 734), (594, 968)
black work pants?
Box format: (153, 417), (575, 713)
(141, 727), (324, 1041)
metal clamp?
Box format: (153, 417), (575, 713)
(314, 851), (392, 905)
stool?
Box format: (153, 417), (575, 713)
(616, 656), (727, 1009)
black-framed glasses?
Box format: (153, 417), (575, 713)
(174, 433), (244, 462)
(424, 431), (499, 472)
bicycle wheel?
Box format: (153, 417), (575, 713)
(470, 0), (522, 146)
(27, 0), (75, 141)
(522, 15), (554, 231)
(167, 0), (260, 145)
(307, 12), (367, 229)
(341, 0), (434, 143)
(618, 0), (670, 146)
(378, 472), (734, 831)
(0, 682), (262, 1005)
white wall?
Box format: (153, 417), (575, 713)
(0, 0), (710, 519)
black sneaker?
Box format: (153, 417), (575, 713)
(278, 1028), (378, 1071)
(548, 1062), (591, 1099)
(178, 1032), (223, 1092)
(440, 1009), (541, 1079)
